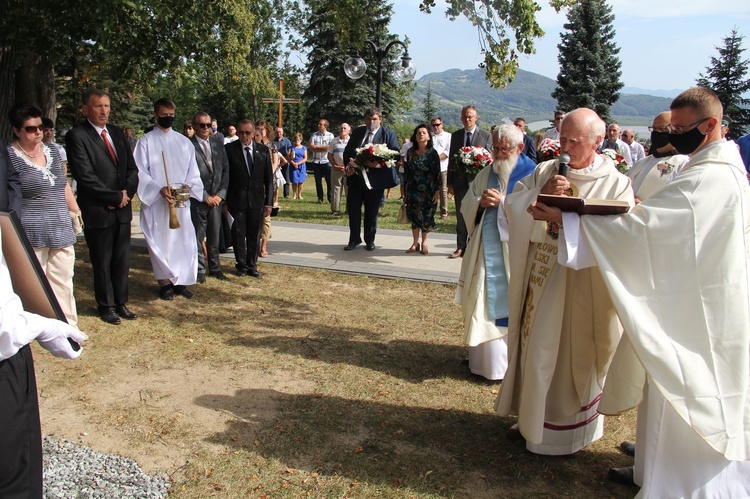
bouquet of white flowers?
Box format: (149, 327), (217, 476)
(355, 143), (400, 168)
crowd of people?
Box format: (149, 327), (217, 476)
(2, 85), (750, 498)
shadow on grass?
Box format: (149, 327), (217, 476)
(228, 334), (472, 383)
(194, 389), (638, 497)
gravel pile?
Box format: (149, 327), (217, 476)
(43, 436), (171, 498)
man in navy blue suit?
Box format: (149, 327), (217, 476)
(342, 107), (400, 251)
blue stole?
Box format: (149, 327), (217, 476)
(482, 168), (509, 326)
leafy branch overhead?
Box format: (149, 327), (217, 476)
(417, 0), (576, 88)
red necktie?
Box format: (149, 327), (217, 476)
(101, 129), (117, 164)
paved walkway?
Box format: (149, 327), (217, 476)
(131, 214), (462, 284)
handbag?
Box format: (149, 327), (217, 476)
(397, 203), (409, 224)
(362, 165), (400, 190)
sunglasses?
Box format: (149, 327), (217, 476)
(21, 125), (44, 133)
(237, 130), (253, 136)
(431, 123), (442, 127)
(197, 123), (212, 129)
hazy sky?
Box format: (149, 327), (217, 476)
(389, 0), (750, 91)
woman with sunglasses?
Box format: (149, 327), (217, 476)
(7, 104), (79, 328)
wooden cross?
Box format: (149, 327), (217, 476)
(261, 79), (301, 128)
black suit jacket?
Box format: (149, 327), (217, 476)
(447, 127), (493, 187)
(190, 136), (229, 201)
(343, 126), (400, 188)
(522, 133), (537, 163)
(0, 139), (22, 214)
(225, 140), (274, 211)
(66, 121), (138, 229)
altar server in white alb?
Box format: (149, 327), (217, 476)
(495, 108), (634, 455)
(135, 98), (203, 301)
(530, 87), (750, 497)
(455, 124), (535, 380)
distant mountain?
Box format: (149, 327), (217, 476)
(402, 69), (673, 130)
(621, 87), (684, 99)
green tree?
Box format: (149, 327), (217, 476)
(696, 27), (750, 138)
(294, 0), (411, 134)
(551, 0), (623, 122)
(421, 82), (438, 124)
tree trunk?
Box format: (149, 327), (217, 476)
(0, 45), (17, 141)
(15, 54), (56, 122)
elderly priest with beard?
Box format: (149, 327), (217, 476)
(495, 108), (634, 455)
(533, 87), (750, 497)
(455, 124), (535, 380)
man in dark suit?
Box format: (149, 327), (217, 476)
(447, 105), (492, 259)
(225, 120), (273, 278)
(342, 106), (400, 251)
(66, 89), (139, 324)
(513, 117), (537, 163)
(190, 112), (230, 282)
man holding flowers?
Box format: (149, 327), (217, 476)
(342, 106), (400, 251)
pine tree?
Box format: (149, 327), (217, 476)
(421, 82), (437, 124)
(696, 28), (750, 138)
(551, 0), (623, 123)
(296, 0), (410, 133)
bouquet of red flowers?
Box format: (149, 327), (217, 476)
(600, 148), (629, 174)
(354, 143), (399, 168)
(454, 146), (492, 175)
(538, 138), (561, 163)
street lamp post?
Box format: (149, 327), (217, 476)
(344, 38), (416, 109)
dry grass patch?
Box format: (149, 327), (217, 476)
(33, 244), (638, 498)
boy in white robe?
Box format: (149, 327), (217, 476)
(531, 87), (750, 497)
(135, 98), (203, 300)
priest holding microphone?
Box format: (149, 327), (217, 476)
(495, 108), (633, 455)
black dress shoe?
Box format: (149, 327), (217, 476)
(608, 466), (635, 486)
(248, 270), (262, 278)
(159, 284), (174, 300)
(209, 271), (228, 281)
(344, 242), (361, 250)
(620, 440), (635, 457)
(506, 424), (524, 441)
(100, 309), (121, 325)
(174, 285), (194, 299)
(197, 274), (206, 284)
(365, 243), (375, 251)
(236, 269), (249, 276)
(116, 305), (138, 320)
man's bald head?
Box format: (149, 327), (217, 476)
(559, 108), (606, 169)
(653, 111), (671, 128)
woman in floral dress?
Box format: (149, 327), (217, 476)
(403, 124), (440, 255)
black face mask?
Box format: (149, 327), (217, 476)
(157, 116), (175, 129)
(668, 126), (706, 155)
(650, 131), (671, 150)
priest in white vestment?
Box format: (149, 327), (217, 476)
(135, 98), (203, 300)
(455, 124), (536, 380)
(532, 88), (750, 497)
(495, 108), (634, 456)
(627, 111), (689, 202)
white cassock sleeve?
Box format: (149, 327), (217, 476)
(558, 211), (597, 269)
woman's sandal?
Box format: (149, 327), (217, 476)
(406, 243), (420, 254)
(420, 244), (429, 255)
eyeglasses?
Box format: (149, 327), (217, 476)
(648, 125), (669, 133)
(667, 117), (710, 135)
(237, 130), (253, 136)
(431, 122), (442, 127)
(197, 123), (212, 129)
(22, 125), (44, 133)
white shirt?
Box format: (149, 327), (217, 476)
(87, 119), (117, 160)
(431, 131), (452, 172)
(224, 136), (239, 145)
(309, 130), (334, 163)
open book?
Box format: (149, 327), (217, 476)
(536, 194), (630, 215)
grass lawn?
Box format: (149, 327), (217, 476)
(32, 244), (639, 498)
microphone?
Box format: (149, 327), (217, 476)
(558, 153), (570, 177)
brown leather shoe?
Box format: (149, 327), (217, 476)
(449, 248), (463, 259)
